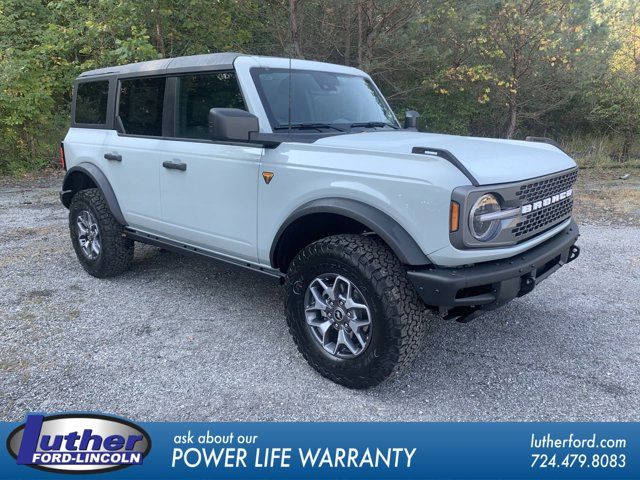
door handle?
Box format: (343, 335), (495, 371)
(162, 160), (187, 171)
(104, 153), (122, 162)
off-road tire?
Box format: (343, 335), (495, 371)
(284, 234), (427, 389)
(69, 188), (134, 278)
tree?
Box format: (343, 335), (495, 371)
(477, 0), (590, 138)
(587, 0), (640, 159)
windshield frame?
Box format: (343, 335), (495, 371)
(249, 67), (399, 132)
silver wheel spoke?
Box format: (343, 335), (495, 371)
(354, 331), (367, 348)
(318, 320), (332, 347)
(306, 315), (328, 327)
(337, 329), (358, 355)
(349, 318), (370, 329)
(77, 222), (88, 236)
(315, 278), (331, 297)
(306, 285), (327, 311)
(345, 296), (368, 311)
(332, 338), (340, 355)
(332, 275), (351, 301)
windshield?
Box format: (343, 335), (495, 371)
(250, 68), (398, 131)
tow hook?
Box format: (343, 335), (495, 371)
(568, 245), (580, 263)
(520, 276), (536, 295)
(443, 306), (484, 323)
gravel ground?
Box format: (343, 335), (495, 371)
(1, 172), (639, 422)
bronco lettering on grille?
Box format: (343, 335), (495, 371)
(520, 188), (573, 215)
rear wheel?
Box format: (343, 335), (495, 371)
(69, 188), (134, 278)
(284, 234), (427, 389)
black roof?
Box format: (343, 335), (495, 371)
(77, 52), (242, 79)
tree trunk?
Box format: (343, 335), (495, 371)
(621, 129), (634, 160)
(357, 2), (363, 67)
(344, 3), (352, 66)
(153, 2), (166, 57)
(356, 0), (374, 69)
(506, 97), (518, 139)
(506, 50), (519, 139)
(289, 0), (303, 57)
(364, 0), (374, 66)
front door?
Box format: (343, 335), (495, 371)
(158, 72), (262, 262)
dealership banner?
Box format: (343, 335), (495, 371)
(1, 415), (637, 479)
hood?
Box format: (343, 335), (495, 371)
(314, 131), (576, 185)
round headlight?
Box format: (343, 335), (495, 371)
(469, 194), (501, 241)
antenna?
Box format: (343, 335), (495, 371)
(288, 55), (292, 136)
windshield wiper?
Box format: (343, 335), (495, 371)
(349, 121), (399, 130)
(273, 123), (346, 132)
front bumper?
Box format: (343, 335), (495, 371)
(407, 219), (580, 310)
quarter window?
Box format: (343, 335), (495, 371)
(118, 77), (166, 136)
(176, 72), (245, 139)
(75, 81), (109, 125)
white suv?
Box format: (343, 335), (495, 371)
(60, 53), (580, 388)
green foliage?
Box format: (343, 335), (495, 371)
(0, 0), (638, 173)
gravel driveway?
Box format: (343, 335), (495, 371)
(1, 173), (639, 422)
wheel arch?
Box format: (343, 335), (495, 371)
(61, 163), (126, 226)
(270, 198), (430, 272)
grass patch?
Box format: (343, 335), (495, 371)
(561, 134), (640, 169)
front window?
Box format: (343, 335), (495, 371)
(251, 68), (398, 131)
(175, 72), (245, 140)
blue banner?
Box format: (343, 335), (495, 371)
(1, 418), (637, 479)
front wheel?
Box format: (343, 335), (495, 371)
(284, 235), (427, 389)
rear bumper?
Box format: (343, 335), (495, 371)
(407, 219), (580, 310)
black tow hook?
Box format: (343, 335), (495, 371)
(443, 306), (484, 323)
(520, 276), (536, 295)
(568, 245), (580, 263)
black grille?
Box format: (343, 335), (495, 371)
(512, 198), (573, 237)
(515, 169), (578, 203)
(511, 169), (577, 240)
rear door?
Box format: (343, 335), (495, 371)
(158, 71), (262, 262)
(101, 76), (166, 233)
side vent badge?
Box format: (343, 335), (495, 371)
(262, 171), (274, 184)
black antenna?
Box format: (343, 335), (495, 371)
(288, 55), (292, 136)
(288, 5), (294, 137)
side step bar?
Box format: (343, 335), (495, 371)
(124, 229), (284, 278)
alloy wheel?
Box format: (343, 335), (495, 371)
(76, 210), (101, 260)
(304, 273), (372, 359)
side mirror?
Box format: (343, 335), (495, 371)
(209, 108), (259, 142)
(404, 110), (420, 131)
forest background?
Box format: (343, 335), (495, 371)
(0, 0), (638, 173)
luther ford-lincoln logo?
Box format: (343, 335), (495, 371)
(6, 413), (151, 473)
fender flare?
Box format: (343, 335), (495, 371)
(270, 198), (430, 267)
(60, 163), (126, 226)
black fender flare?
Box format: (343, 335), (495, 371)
(270, 198), (430, 267)
(60, 163), (126, 226)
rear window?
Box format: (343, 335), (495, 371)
(75, 81), (109, 125)
(118, 77), (166, 136)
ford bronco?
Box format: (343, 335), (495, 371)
(60, 53), (580, 388)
